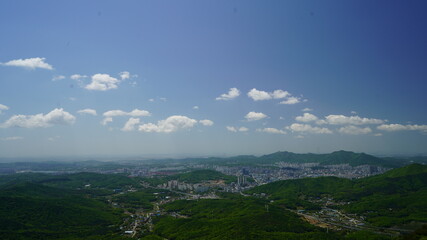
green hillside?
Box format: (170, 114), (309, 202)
(0, 172), (141, 190)
(151, 198), (340, 240)
(0, 182), (126, 240)
(248, 164), (427, 227)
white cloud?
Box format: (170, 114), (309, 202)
(139, 115), (197, 133)
(247, 88), (272, 101)
(239, 127), (249, 132)
(1, 57), (53, 70)
(77, 108), (97, 116)
(257, 127), (286, 134)
(103, 110), (127, 117)
(47, 136), (60, 142)
(69, 97), (77, 101)
(316, 119), (328, 125)
(103, 109), (151, 118)
(374, 133), (383, 137)
(52, 75), (65, 81)
(199, 119), (214, 126)
(85, 74), (120, 91)
(324, 115), (384, 125)
(377, 124), (427, 132)
(287, 123), (332, 134)
(302, 108), (313, 112)
(295, 113), (318, 123)
(70, 74), (88, 80)
(226, 126), (237, 132)
(1, 108), (75, 128)
(122, 118), (140, 132)
(351, 111), (357, 115)
(247, 88), (290, 101)
(245, 111), (267, 121)
(338, 126), (372, 135)
(226, 126), (248, 132)
(160, 97), (167, 102)
(216, 88), (240, 101)
(148, 99), (155, 102)
(101, 117), (113, 126)
(119, 71), (130, 80)
(272, 90), (290, 99)
(1, 136), (23, 141)
(279, 96), (300, 105)
(193, 106), (199, 110)
(0, 104), (9, 110)
(0, 104), (9, 114)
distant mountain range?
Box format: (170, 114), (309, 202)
(178, 150), (427, 168)
(0, 151), (426, 171)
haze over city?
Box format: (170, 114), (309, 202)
(1, 1), (427, 158)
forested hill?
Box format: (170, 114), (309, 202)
(247, 163), (427, 227)
(194, 150), (406, 168)
(0, 182), (125, 239)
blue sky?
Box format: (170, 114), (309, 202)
(1, 1), (427, 158)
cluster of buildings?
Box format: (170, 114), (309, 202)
(158, 180), (210, 192)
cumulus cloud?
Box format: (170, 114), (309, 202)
(101, 109), (150, 126)
(247, 88), (290, 101)
(0, 104), (9, 114)
(257, 128), (286, 134)
(77, 108), (97, 116)
(70, 74), (88, 80)
(247, 88), (272, 101)
(216, 88), (240, 101)
(377, 124), (427, 132)
(122, 118), (140, 131)
(119, 71), (130, 80)
(1, 108), (75, 128)
(279, 96), (301, 105)
(101, 117), (113, 126)
(272, 90), (290, 99)
(1, 136), (24, 141)
(226, 126), (237, 132)
(338, 126), (372, 135)
(139, 115), (197, 133)
(324, 115), (384, 125)
(295, 113), (318, 123)
(199, 119), (214, 126)
(302, 108), (313, 112)
(52, 75), (65, 81)
(103, 109), (151, 118)
(85, 74), (120, 91)
(226, 126), (248, 132)
(245, 111), (267, 121)
(1, 57), (53, 70)
(238, 127), (249, 132)
(287, 123), (332, 134)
